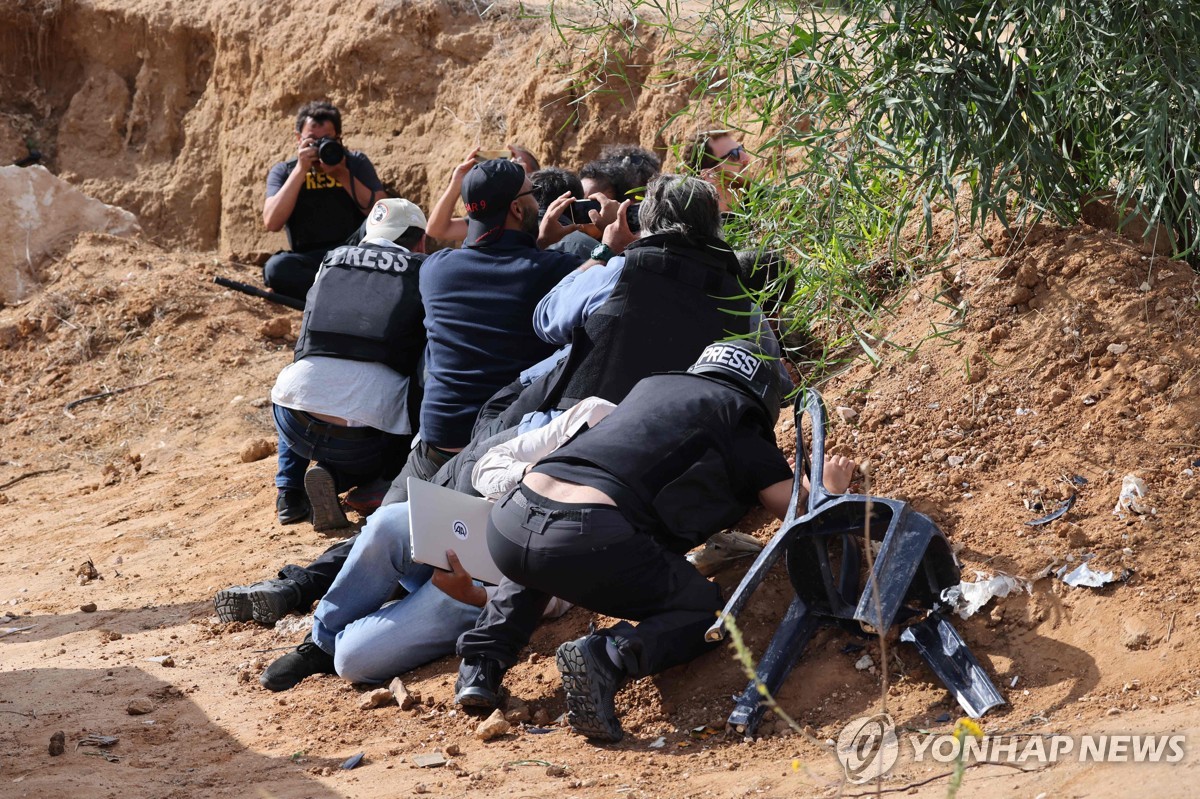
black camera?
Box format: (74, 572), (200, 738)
(316, 137), (345, 166)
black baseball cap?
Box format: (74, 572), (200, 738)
(462, 159), (526, 246)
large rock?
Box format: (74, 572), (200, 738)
(0, 165), (140, 303)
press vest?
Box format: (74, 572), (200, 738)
(294, 243), (425, 375)
(536, 373), (773, 552)
(556, 233), (753, 407)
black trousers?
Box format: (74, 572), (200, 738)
(262, 249), (328, 302)
(278, 535), (356, 609)
(456, 486), (723, 678)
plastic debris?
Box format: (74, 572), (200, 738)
(1058, 556), (1116, 588)
(1025, 494), (1076, 526)
(1113, 474), (1151, 517)
(340, 752), (365, 770)
(648, 736), (666, 749)
(941, 571), (1031, 619)
(411, 753), (447, 768)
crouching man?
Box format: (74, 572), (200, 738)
(453, 339), (857, 742)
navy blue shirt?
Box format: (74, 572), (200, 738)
(419, 230), (582, 448)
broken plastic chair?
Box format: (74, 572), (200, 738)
(708, 389), (1003, 735)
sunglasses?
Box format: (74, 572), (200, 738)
(720, 145), (746, 161)
(513, 189), (536, 200)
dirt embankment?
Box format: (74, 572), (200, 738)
(3, 2), (1200, 798)
(2, 0), (689, 257)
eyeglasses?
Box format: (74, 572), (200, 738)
(513, 189), (536, 200)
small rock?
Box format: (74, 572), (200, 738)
(49, 731), (65, 756)
(389, 677), (418, 710)
(1006, 285), (1034, 305)
(475, 708), (511, 741)
(1048, 387), (1070, 406)
(1107, 343), (1129, 355)
(359, 687), (394, 710)
(1121, 618), (1152, 650)
(835, 406), (858, 423)
(854, 654), (874, 671)
(238, 438), (276, 463)
(505, 705), (531, 724)
(76, 560), (100, 584)
(444, 742), (461, 757)
(413, 784), (430, 794)
(146, 655), (175, 667)
(259, 317), (291, 338)
(532, 708), (552, 726)
(80, 602), (97, 613)
(947, 455), (965, 467)
(126, 697), (155, 715)
(1015, 263), (1040, 288)
(546, 764), (570, 777)
(1106, 707), (1122, 716)
(1137, 364), (1171, 394)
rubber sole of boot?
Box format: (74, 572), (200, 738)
(304, 466), (349, 532)
(556, 639), (624, 743)
(249, 585), (297, 625)
(214, 588), (253, 623)
(454, 686), (503, 710)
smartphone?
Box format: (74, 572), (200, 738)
(626, 202), (642, 233)
(568, 199), (602, 224)
(474, 148), (511, 163)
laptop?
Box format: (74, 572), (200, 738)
(407, 477), (506, 586)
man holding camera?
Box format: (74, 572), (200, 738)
(262, 100), (387, 302)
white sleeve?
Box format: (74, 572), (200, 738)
(470, 397), (617, 499)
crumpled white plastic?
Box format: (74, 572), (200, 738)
(1113, 474), (1151, 517)
(940, 571), (1032, 620)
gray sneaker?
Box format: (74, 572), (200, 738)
(304, 465), (349, 532)
(214, 578), (301, 625)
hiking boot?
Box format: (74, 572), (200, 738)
(214, 578), (302, 625)
(454, 657), (505, 709)
(276, 489), (310, 526)
(556, 635), (627, 742)
(259, 634), (336, 692)
(304, 465), (349, 532)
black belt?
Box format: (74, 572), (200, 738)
(512, 486), (585, 521)
(286, 407), (379, 440)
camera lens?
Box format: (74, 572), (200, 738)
(317, 137), (345, 166)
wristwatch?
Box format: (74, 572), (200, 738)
(590, 243), (615, 263)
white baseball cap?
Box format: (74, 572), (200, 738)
(364, 198), (427, 242)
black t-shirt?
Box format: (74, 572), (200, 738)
(266, 151), (383, 252)
(532, 374), (793, 550)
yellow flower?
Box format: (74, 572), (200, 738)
(954, 718), (984, 739)
(791, 758), (801, 772)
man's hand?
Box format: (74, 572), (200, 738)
(430, 550), (488, 607)
(537, 191), (581, 249)
(601, 199), (638, 255)
(297, 137), (320, 171)
(589, 193), (621, 229)
(822, 454), (859, 495)
(451, 148), (480, 187)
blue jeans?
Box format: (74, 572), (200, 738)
(311, 503), (483, 684)
(273, 403), (410, 493)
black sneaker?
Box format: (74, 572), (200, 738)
(214, 578), (301, 625)
(304, 465), (349, 532)
(556, 635), (627, 742)
(454, 657), (505, 709)
(259, 634), (336, 692)
(276, 489), (310, 526)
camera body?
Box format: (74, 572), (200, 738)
(316, 137), (345, 166)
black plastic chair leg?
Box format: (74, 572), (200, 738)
(726, 597), (820, 735)
(900, 613), (1005, 718)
